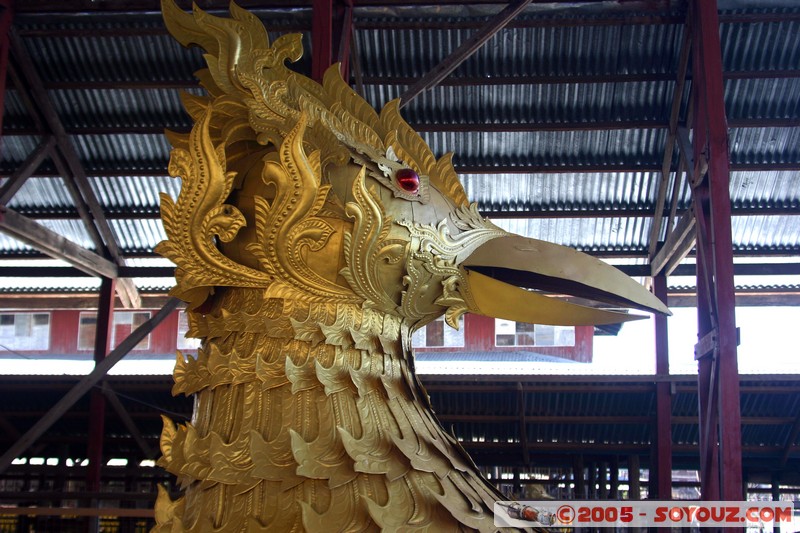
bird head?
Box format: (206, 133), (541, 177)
(157, 0), (669, 339)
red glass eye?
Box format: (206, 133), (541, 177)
(396, 168), (420, 193)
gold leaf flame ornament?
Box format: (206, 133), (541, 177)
(156, 106), (270, 309)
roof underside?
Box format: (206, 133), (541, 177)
(1, 374), (798, 480)
(0, 0), (799, 285)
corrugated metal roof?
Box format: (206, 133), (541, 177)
(421, 129), (666, 167)
(720, 16), (800, 72)
(732, 215), (800, 251)
(0, 280), (177, 294)
(653, 169), (800, 213)
(110, 218), (166, 252)
(5, 177), (79, 214)
(391, 82), (675, 125)
(1, 90), (34, 130)
(358, 22), (683, 79)
(0, 219), (95, 251)
(20, 32), (204, 85)
(0, 1), (797, 282)
(726, 77), (800, 119)
(16, 18), (312, 84)
(671, 283), (800, 292)
(91, 175), (178, 213)
(729, 170), (800, 208)
(70, 133), (171, 171)
(730, 126), (800, 165)
(2, 134), (172, 174)
(0, 280), (102, 293)
(5, 176), (176, 216)
(493, 217), (651, 253)
(490, 215), (800, 255)
(463, 171), (660, 212)
(49, 88), (198, 130)
(1, 135), (43, 168)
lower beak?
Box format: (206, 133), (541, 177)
(460, 234), (670, 326)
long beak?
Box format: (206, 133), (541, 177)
(460, 234), (670, 326)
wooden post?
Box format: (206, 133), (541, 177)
(691, 0), (743, 502)
(609, 456), (619, 499)
(311, 0), (333, 83)
(0, 0), (12, 137)
(599, 461), (608, 499)
(772, 473), (782, 533)
(574, 454), (585, 499)
(311, 0), (352, 84)
(85, 278), (115, 532)
(399, 0), (532, 108)
(0, 297), (180, 475)
(86, 277), (115, 493)
(629, 455), (641, 500)
(653, 275), (672, 499)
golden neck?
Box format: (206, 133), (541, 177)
(173, 292), (410, 397)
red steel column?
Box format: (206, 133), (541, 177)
(695, 184), (721, 501)
(335, 1), (353, 83)
(653, 274), (672, 499)
(311, 0), (352, 83)
(690, 0), (743, 502)
(86, 277), (115, 492)
(0, 0), (13, 136)
(311, 0), (333, 83)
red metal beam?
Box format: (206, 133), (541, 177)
(516, 382), (530, 465)
(648, 25), (691, 258)
(629, 454), (641, 500)
(0, 297), (180, 476)
(5, 160), (800, 179)
(15, 1), (793, 26)
(7, 29), (140, 308)
(691, 0), (743, 503)
(311, 0), (353, 83)
(101, 382), (158, 460)
(2, 203), (799, 223)
(399, 0), (533, 107)
(86, 277), (115, 493)
(9, 29), (124, 261)
(653, 275), (673, 499)
(335, 1), (353, 82)
(7, 115), (800, 138)
(23, 68), (800, 91)
(0, 135), (54, 205)
(0, 0), (12, 137)
(311, 0), (333, 83)
(779, 410), (800, 468)
(693, 34), (722, 508)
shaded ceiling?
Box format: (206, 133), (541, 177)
(0, 0), (798, 305)
(2, 374), (798, 479)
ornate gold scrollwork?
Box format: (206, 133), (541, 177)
(156, 1), (528, 531)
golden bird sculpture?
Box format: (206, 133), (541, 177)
(154, 2), (670, 531)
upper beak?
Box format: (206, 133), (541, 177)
(460, 234), (670, 326)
